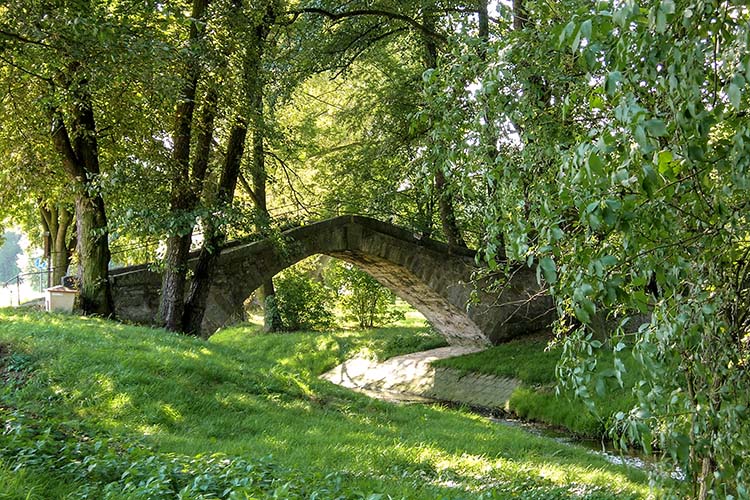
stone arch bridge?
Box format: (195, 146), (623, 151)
(110, 216), (554, 346)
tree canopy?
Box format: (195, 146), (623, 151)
(1, 0), (749, 496)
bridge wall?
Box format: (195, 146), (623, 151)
(110, 216), (555, 345)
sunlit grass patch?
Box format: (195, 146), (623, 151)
(434, 336), (643, 438)
(0, 309), (658, 498)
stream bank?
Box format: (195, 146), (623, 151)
(321, 345), (664, 475)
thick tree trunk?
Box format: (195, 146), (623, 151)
(159, 0), (213, 331)
(50, 78), (113, 316)
(181, 223), (223, 337)
(160, 234), (193, 330)
(182, 122), (248, 336)
(76, 193), (113, 315)
(160, 91), (217, 331)
(72, 92), (113, 315)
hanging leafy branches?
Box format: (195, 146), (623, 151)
(422, 0), (750, 496)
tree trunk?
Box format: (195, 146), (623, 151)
(180, 223), (222, 337)
(182, 121), (248, 336)
(53, 208), (74, 285)
(249, 49), (282, 331)
(159, 0), (213, 331)
(160, 90), (218, 331)
(40, 204), (75, 286)
(160, 234), (193, 330)
(76, 193), (113, 315)
(181, 6), (274, 335)
(478, 0), (490, 60)
(50, 77), (113, 316)
(513, 0), (527, 31)
(422, 8), (466, 249)
(434, 169), (466, 248)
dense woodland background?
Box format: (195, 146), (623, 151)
(1, 1), (749, 497)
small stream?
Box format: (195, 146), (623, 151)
(489, 417), (684, 480)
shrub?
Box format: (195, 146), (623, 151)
(273, 268), (334, 331)
(328, 262), (404, 329)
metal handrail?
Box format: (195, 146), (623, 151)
(1, 269), (62, 288)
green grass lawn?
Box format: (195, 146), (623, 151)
(433, 336), (642, 438)
(0, 310), (658, 499)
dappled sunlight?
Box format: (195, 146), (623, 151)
(0, 310), (653, 497)
(136, 423), (162, 436)
(106, 392), (133, 415)
(159, 403), (184, 425)
(381, 436), (649, 496)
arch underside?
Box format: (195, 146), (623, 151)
(328, 251), (487, 345)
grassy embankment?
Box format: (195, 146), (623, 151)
(433, 336), (642, 438)
(0, 309), (657, 499)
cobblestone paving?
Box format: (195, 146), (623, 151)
(322, 346), (520, 409)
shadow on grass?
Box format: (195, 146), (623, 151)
(0, 310), (651, 498)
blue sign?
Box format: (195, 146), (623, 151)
(34, 258), (48, 270)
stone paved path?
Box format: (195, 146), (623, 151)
(321, 345), (520, 409)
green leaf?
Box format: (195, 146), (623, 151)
(574, 306), (591, 323)
(605, 71), (622, 95)
(660, 0), (676, 14)
(729, 82), (742, 110)
(600, 255), (618, 266)
(580, 19), (592, 40)
(590, 93), (606, 110)
(688, 144), (705, 161)
(644, 119), (667, 137)
(634, 125), (650, 151)
(595, 377), (606, 396)
(656, 150), (673, 173)
(559, 20), (576, 47)
(655, 9), (666, 33)
(588, 153), (605, 176)
(642, 164), (658, 197)
(539, 257), (558, 284)
(571, 28), (582, 53)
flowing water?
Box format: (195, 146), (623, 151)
(489, 417), (684, 480)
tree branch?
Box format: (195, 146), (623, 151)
(293, 7), (446, 43)
(50, 112), (83, 179)
(0, 28), (54, 49)
(330, 27), (407, 79)
(266, 150), (313, 217)
(0, 54), (53, 83)
(237, 170), (262, 210)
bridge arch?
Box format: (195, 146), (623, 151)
(110, 216), (554, 345)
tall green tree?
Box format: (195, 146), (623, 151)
(159, 0), (216, 332)
(423, 0), (750, 496)
(0, 0), (164, 314)
(181, 1), (281, 335)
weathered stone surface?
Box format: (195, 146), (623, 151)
(110, 215), (555, 345)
